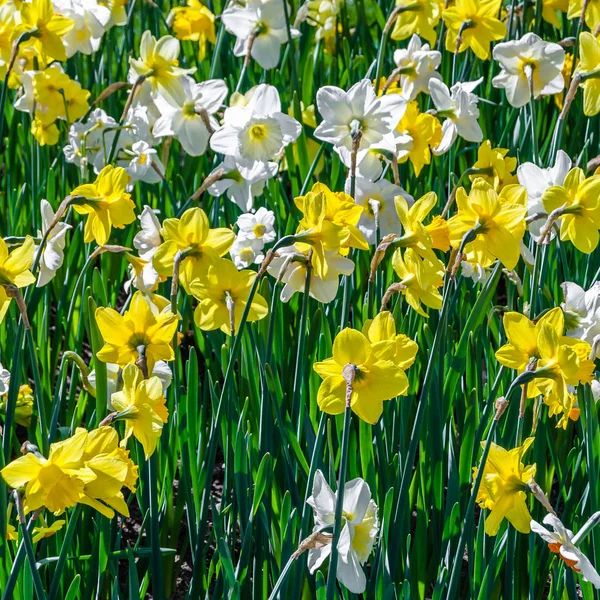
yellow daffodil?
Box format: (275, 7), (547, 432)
(111, 364), (168, 459)
(443, 0), (507, 60)
(392, 247), (444, 317)
(396, 101), (442, 176)
(32, 519), (65, 543)
(1, 429), (95, 515)
(447, 178), (527, 269)
(32, 67), (90, 122)
(568, 0), (600, 31)
(95, 291), (178, 373)
(78, 426), (138, 518)
(474, 438), (536, 536)
(189, 257), (268, 335)
(542, 0), (568, 27)
(71, 166), (136, 247)
(168, 0), (216, 60)
(6, 522), (18, 542)
(15, 0), (74, 65)
(31, 111), (59, 146)
(0, 235), (35, 324)
(390, 0), (441, 46)
(129, 30), (196, 102)
(542, 167), (600, 253)
(152, 207), (235, 293)
(313, 327), (410, 424)
(0, 5), (15, 82)
(545, 391), (580, 429)
(470, 140), (518, 190)
(395, 192), (450, 260)
(575, 33), (600, 117)
(0, 384), (34, 427)
(361, 311), (419, 370)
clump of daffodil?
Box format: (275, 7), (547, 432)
(390, 0), (442, 46)
(470, 140), (518, 191)
(152, 207), (235, 293)
(474, 438), (536, 536)
(447, 178), (527, 270)
(95, 290), (178, 374)
(541, 167), (600, 253)
(443, 0), (507, 60)
(15, 0), (74, 66)
(1, 429), (94, 514)
(313, 325), (411, 424)
(574, 33), (600, 117)
(189, 257), (268, 336)
(391, 248), (445, 317)
(394, 192), (450, 260)
(0, 235), (35, 324)
(167, 0), (216, 60)
(0, 384), (34, 427)
(70, 165), (136, 247)
(129, 30), (196, 102)
(110, 364), (168, 459)
(294, 183), (368, 279)
(396, 102), (442, 176)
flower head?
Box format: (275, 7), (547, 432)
(390, 0), (441, 46)
(0, 236), (36, 324)
(470, 141), (518, 190)
(575, 33), (600, 117)
(168, 0), (216, 59)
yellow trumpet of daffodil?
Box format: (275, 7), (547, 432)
(129, 30), (196, 102)
(470, 140), (518, 191)
(0, 235), (36, 324)
(576, 33), (600, 117)
(443, 0), (507, 60)
(313, 326), (410, 424)
(189, 257), (268, 336)
(390, 0), (442, 46)
(474, 438), (536, 536)
(392, 247), (444, 317)
(71, 165), (136, 247)
(1, 429), (95, 515)
(78, 426), (138, 518)
(153, 207), (234, 293)
(95, 290), (179, 373)
(168, 0), (216, 60)
(15, 0), (74, 65)
(542, 167), (600, 254)
(395, 192), (450, 260)
(111, 364), (169, 459)
(447, 178), (527, 270)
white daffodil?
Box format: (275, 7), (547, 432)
(306, 469), (379, 594)
(208, 156), (277, 211)
(314, 79), (405, 168)
(267, 246), (355, 303)
(492, 33), (565, 108)
(36, 200), (72, 287)
(210, 84), (301, 178)
(517, 150), (571, 241)
(153, 76), (228, 156)
(134, 206), (162, 261)
(221, 0), (300, 70)
(53, 0), (111, 57)
(429, 78), (483, 154)
(346, 177), (413, 244)
(393, 34), (442, 101)
(236, 207), (276, 243)
(0, 363), (10, 396)
(121, 140), (164, 185)
(531, 513), (600, 589)
(592, 380), (600, 401)
(461, 261), (491, 284)
(561, 281), (600, 346)
(230, 236), (265, 269)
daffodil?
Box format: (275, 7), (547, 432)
(447, 178), (527, 269)
(390, 0), (441, 46)
(71, 165), (136, 247)
(128, 30), (196, 103)
(1, 429), (95, 515)
(313, 327), (409, 424)
(95, 290), (178, 373)
(542, 167), (600, 253)
(111, 364), (168, 459)
(0, 384), (34, 427)
(189, 257), (268, 335)
(0, 236), (36, 324)
(168, 0), (216, 60)
(15, 0), (74, 65)
(443, 0), (507, 60)
(473, 438), (536, 536)
(470, 141), (518, 190)
(391, 248), (444, 317)
(32, 519), (65, 543)
(152, 207), (235, 293)
(575, 33), (600, 117)
(568, 0), (600, 32)
(542, 0), (568, 26)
